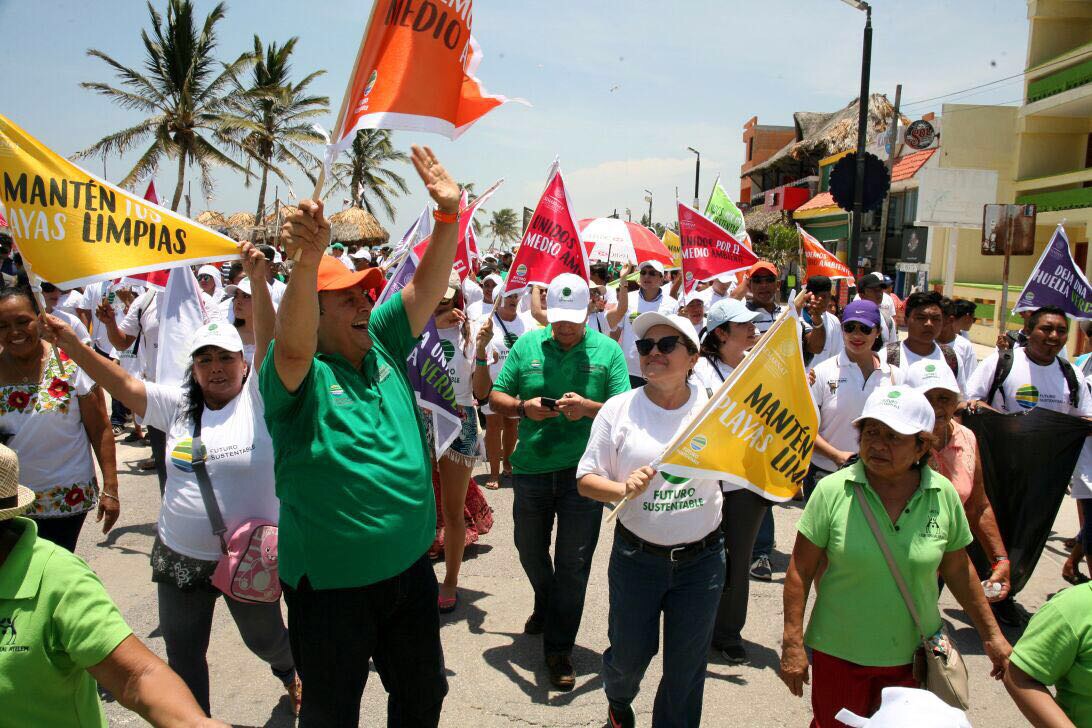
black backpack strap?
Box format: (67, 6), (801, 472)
(190, 404), (228, 555)
(1058, 358), (1080, 409)
(885, 341), (901, 368)
(986, 349), (1014, 409)
(939, 343), (959, 379)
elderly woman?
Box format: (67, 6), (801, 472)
(0, 444), (230, 728)
(780, 386), (1010, 727)
(0, 285), (118, 551)
(578, 312), (723, 728)
(692, 298), (771, 665)
(39, 243), (300, 718)
(905, 360), (1011, 601)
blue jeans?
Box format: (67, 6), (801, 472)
(603, 529), (725, 728)
(513, 467), (603, 656)
(752, 508), (774, 559)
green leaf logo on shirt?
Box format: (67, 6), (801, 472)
(661, 472), (692, 485)
(207, 323), (218, 331)
(888, 390), (902, 398)
(504, 332), (520, 349)
(439, 339), (456, 364)
(924, 364), (937, 373)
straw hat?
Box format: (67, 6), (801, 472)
(0, 444), (33, 521)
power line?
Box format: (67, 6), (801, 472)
(899, 47), (1092, 108)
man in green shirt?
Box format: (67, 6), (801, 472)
(263, 146), (461, 727)
(490, 273), (630, 691)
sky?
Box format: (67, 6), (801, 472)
(1, 0), (1030, 245)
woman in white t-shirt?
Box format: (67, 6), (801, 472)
(431, 275), (482, 614)
(223, 277), (259, 365)
(0, 285), (118, 552)
(577, 312), (723, 728)
(39, 243), (301, 717)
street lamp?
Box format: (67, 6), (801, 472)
(644, 189), (653, 228)
(687, 147), (701, 209)
(841, 0), (872, 275)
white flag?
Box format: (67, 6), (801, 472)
(156, 267), (213, 387)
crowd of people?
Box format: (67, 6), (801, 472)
(0, 146), (1089, 727)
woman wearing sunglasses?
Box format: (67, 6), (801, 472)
(807, 300), (905, 500)
(578, 312), (724, 728)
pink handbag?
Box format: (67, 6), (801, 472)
(211, 520), (281, 604)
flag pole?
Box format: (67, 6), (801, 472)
(24, 266), (66, 369)
(605, 289), (808, 523)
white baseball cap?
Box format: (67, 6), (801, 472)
(854, 385), (936, 435)
(546, 274), (590, 324)
(905, 360), (961, 396)
(189, 321), (244, 356)
(632, 312), (700, 351)
(638, 260), (665, 276)
(224, 278), (252, 297)
(481, 273), (503, 289)
(350, 248), (371, 260)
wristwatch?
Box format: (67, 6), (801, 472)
(517, 400), (526, 418)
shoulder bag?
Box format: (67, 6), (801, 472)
(852, 483), (970, 709)
(191, 405), (281, 604)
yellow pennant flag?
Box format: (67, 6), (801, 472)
(0, 113), (237, 287)
(662, 229), (682, 269)
(656, 305), (818, 502)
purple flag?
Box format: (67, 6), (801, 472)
(377, 210), (462, 456)
(1014, 225), (1092, 319)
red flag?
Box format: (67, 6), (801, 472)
(327, 1), (522, 156)
(413, 179), (502, 282)
(677, 202), (759, 297)
(0, 204), (7, 229)
(142, 179), (158, 205)
(120, 270), (170, 290)
(798, 224), (853, 280)
(503, 162), (590, 296)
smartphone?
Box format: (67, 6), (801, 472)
(540, 397), (558, 410)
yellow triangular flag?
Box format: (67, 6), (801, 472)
(657, 305), (819, 501)
(0, 113), (237, 287)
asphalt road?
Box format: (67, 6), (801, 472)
(84, 434), (1066, 727)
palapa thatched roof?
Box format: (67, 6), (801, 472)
(195, 210), (227, 227)
(745, 95), (907, 180)
(743, 206), (785, 235)
(225, 211), (259, 239)
(262, 203), (298, 225)
(329, 206), (389, 246)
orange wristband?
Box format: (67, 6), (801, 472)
(433, 208), (459, 224)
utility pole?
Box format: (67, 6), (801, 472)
(876, 84), (902, 273)
(847, 1), (872, 275)
(687, 147), (701, 208)
(644, 189), (653, 228)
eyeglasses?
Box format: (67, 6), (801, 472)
(635, 335), (681, 356)
(751, 276), (776, 284)
(842, 322), (875, 335)
(640, 269), (661, 277)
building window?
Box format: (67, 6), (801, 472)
(903, 189), (918, 225)
(748, 137), (754, 162)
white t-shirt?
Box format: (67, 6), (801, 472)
(887, 341), (966, 396)
(78, 281), (120, 355)
(809, 351), (905, 471)
(143, 374), (278, 561)
(947, 334), (978, 382)
(967, 348), (1092, 417)
(485, 311), (537, 380)
(0, 357), (96, 498)
(50, 310), (92, 347)
(693, 357), (734, 397)
(269, 278), (287, 309)
(54, 290), (84, 318)
(577, 385), (722, 545)
(692, 284), (734, 309)
(620, 290), (678, 376)
(119, 290), (160, 382)
(437, 325), (475, 406)
(806, 310), (844, 367)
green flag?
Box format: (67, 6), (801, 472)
(704, 177), (746, 238)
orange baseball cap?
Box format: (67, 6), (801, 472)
(748, 260), (778, 277)
(316, 255), (385, 293)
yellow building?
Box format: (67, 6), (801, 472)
(928, 0), (1091, 348)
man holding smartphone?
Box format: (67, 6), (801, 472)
(489, 273), (629, 692)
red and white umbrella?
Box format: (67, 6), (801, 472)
(579, 218), (674, 267)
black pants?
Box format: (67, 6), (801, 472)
(712, 489), (769, 650)
(147, 426), (167, 496)
(33, 512), (89, 552)
(281, 554), (447, 727)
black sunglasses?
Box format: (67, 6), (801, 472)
(635, 335), (681, 356)
(751, 275), (777, 284)
(842, 322), (875, 335)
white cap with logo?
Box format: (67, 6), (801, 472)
(905, 360), (961, 396)
(853, 385), (935, 435)
(546, 273), (590, 324)
(189, 322), (245, 356)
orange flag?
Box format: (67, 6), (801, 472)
(328, 0), (523, 157)
(798, 224), (853, 281)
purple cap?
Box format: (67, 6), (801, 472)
(842, 299), (881, 328)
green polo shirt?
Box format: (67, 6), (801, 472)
(260, 291), (434, 590)
(1010, 583), (1092, 727)
(0, 518), (132, 727)
(797, 462), (972, 666)
(492, 325), (629, 474)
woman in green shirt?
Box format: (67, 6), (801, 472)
(779, 385), (1010, 726)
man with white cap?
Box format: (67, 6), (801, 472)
(619, 259), (678, 388)
(349, 247), (372, 272)
(490, 272), (629, 691)
(466, 272), (502, 321)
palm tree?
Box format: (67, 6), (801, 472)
(327, 129), (409, 222)
(458, 182), (483, 234)
(77, 0), (255, 211)
(218, 36), (328, 221)
(488, 208), (520, 248)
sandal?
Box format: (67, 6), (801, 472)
(1062, 570), (1090, 585)
(284, 674), (302, 717)
(438, 590), (459, 614)
(483, 478), (501, 490)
